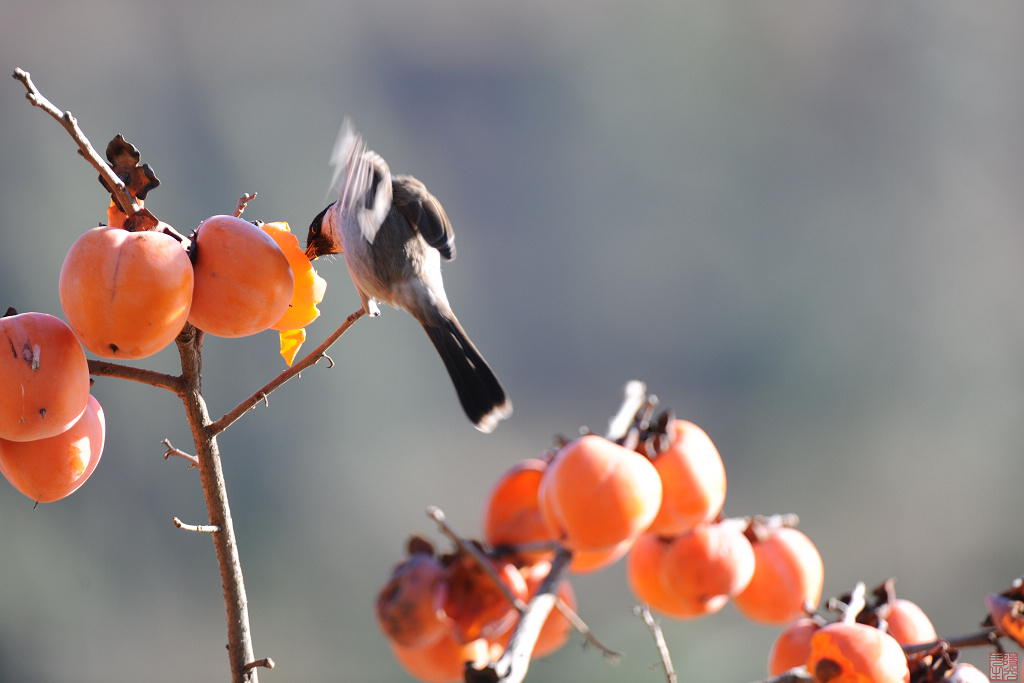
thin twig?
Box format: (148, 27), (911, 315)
(12, 68), (138, 215)
(555, 598), (623, 662)
(88, 359), (182, 393)
(902, 627), (1001, 654)
(162, 439), (199, 468)
(606, 380), (647, 441)
(244, 657), (275, 671)
(233, 192), (257, 218)
(173, 517), (220, 533)
(634, 605), (677, 683)
(207, 308), (365, 436)
(427, 506), (528, 612)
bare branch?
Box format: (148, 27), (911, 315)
(634, 605), (676, 683)
(244, 657), (275, 672)
(427, 506), (527, 612)
(207, 308), (365, 436)
(173, 517), (219, 533)
(233, 192), (257, 218)
(605, 380), (647, 441)
(12, 68), (139, 215)
(162, 439), (199, 468)
(88, 358), (182, 393)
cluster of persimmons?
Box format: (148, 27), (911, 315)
(0, 187), (326, 504)
(376, 412), (987, 683)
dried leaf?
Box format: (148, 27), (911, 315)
(99, 134), (160, 210)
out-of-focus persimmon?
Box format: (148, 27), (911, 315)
(570, 537), (634, 574)
(0, 394), (105, 503)
(768, 617), (821, 676)
(389, 631), (491, 683)
(376, 552), (450, 648)
(187, 215), (293, 337)
(482, 459), (557, 563)
(627, 532), (709, 618)
(659, 522), (755, 617)
(806, 622), (909, 683)
(539, 435), (662, 553)
(0, 311), (90, 442)
(647, 420), (727, 537)
(884, 598), (936, 646)
(443, 552), (528, 643)
(734, 526), (824, 625)
(59, 225), (193, 359)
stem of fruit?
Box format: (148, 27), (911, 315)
(207, 308), (365, 436)
(12, 68), (140, 216)
(175, 323), (260, 683)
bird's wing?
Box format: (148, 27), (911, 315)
(393, 175), (456, 261)
(328, 119), (392, 244)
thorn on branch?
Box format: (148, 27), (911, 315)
(173, 517), (219, 533)
(162, 439), (199, 468)
(244, 657), (275, 671)
(319, 353), (335, 368)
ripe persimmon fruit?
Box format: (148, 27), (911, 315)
(442, 552), (528, 643)
(768, 617), (821, 676)
(627, 532), (710, 618)
(734, 526), (824, 625)
(659, 521), (755, 617)
(482, 459), (557, 563)
(0, 311), (91, 442)
(647, 420), (727, 537)
(376, 552), (450, 648)
(885, 598), (936, 646)
(187, 215), (293, 337)
(539, 435), (662, 553)
(806, 622), (909, 683)
(389, 631), (492, 683)
(0, 394), (105, 503)
(259, 221), (326, 332)
(490, 559), (577, 660)
(59, 225), (194, 359)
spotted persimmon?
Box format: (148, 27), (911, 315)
(735, 526), (824, 625)
(539, 435), (662, 553)
(376, 551), (450, 648)
(768, 617), (821, 676)
(659, 521), (755, 617)
(59, 225), (193, 359)
(187, 215), (293, 337)
(443, 552), (528, 643)
(647, 420), (727, 536)
(389, 631), (491, 683)
(0, 394), (105, 503)
(482, 459), (557, 563)
(0, 311), (90, 442)
(806, 622), (909, 683)
(884, 598), (936, 646)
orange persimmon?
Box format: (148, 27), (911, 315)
(389, 632), (491, 683)
(482, 459), (557, 562)
(647, 420), (727, 536)
(735, 526), (824, 625)
(768, 617), (821, 676)
(259, 222), (326, 332)
(539, 435), (662, 553)
(884, 598), (936, 646)
(442, 552), (528, 643)
(659, 522), (755, 617)
(627, 532), (709, 618)
(187, 215), (293, 337)
(806, 622), (909, 683)
(59, 225), (193, 359)
(0, 394), (105, 503)
(0, 311), (91, 442)
(376, 552), (450, 648)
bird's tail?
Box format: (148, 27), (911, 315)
(422, 318), (512, 433)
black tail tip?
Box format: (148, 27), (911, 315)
(471, 396), (513, 434)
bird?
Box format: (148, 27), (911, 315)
(305, 120), (512, 433)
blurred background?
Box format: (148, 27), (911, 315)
(2, 2), (1023, 681)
